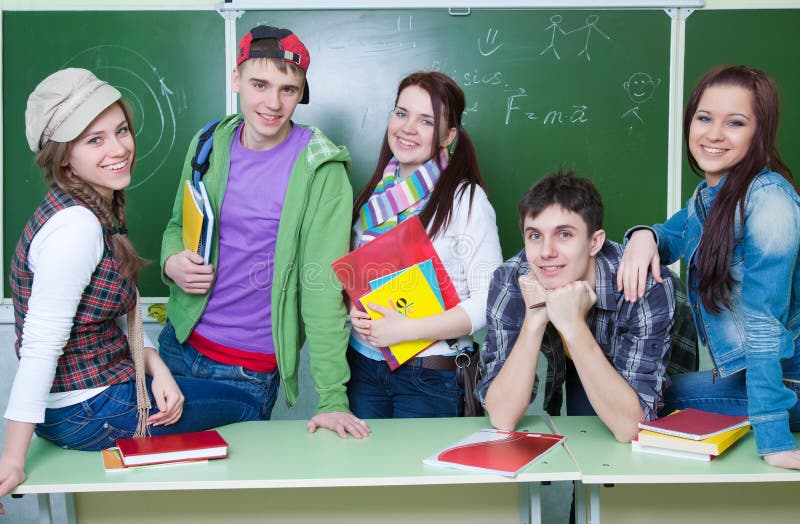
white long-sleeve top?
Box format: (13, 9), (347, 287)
(4, 206), (151, 424)
(351, 184), (503, 357)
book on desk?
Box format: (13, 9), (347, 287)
(633, 408), (751, 460)
(115, 429), (228, 467)
(424, 429), (566, 477)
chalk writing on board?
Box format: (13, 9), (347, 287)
(540, 14), (612, 61)
(572, 15), (611, 61)
(479, 28), (504, 57)
(505, 88), (589, 126)
(621, 72), (661, 133)
(64, 45), (176, 190)
(540, 15), (569, 60)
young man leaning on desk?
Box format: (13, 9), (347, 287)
(477, 168), (698, 442)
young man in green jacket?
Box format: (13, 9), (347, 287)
(159, 26), (370, 439)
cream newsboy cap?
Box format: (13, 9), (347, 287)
(25, 68), (121, 153)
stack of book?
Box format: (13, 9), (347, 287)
(359, 259), (445, 368)
(632, 408), (750, 461)
(331, 216), (460, 370)
(102, 429), (229, 471)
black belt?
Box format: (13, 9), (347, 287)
(410, 354), (458, 371)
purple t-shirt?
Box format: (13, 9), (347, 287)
(193, 123), (312, 355)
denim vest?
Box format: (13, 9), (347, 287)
(652, 169), (800, 453)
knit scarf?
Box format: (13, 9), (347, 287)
(357, 149), (447, 246)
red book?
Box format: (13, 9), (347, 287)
(423, 429), (566, 477)
(116, 430), (228, 467)
(637, 408), (749, 440)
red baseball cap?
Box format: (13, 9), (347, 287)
(238, 26), (310, 104)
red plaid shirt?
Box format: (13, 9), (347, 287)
(10, 189), (137, 392)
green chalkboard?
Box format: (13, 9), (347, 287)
(3, 8), (674, 298)
(242, 9), (672, 256)
(2, 11), (225, 297)
(683, 9), (800, 201)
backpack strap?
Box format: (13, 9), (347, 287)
(190, 119), (221, 187)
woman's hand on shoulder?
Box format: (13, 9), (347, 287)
(617, 229), (661, 302)
(764, 449), (800, 469)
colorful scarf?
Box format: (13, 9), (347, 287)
(357, 149), (447, 246)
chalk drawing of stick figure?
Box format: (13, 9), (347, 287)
(569, 14), (610, 61)
(540, 15), (569, 60)
(622, 72), (661, 133)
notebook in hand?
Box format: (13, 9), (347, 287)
(182, 179), (214, 264)
(369, 258), (444, 309)
(359, 262), (445, 368)
(423, 429), (566, 477)
(116, 429), (228, 467)
(637, 408), (749, 440)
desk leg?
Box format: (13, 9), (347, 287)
(518, 483), (542, 524)
(36, 494), (53, 524)
(574, 481), (587, 524)
(519, 484), (531, 524)
(63, 493), (77, 524)
(588, 485), (601, 524)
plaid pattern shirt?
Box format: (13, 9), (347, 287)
(477, 241), (698, 420)
(10, 189), (137, 393)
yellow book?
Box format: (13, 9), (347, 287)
(182, 180), (213, 263)
(637, 424), (751, 456)
(359, 263), (445, 367)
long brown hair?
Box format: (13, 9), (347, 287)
(352, 71), (486, 239)
(35, 100), (145, 280)
(685, 65), (794, 312)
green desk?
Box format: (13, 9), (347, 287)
(14, 416), (579, 524)
(551, 416), (800, 524)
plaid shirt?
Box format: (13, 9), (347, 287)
(10, 189), (137, 392)
(477, 241), (698, 420)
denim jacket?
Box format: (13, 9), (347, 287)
(647, 169), (800, 454)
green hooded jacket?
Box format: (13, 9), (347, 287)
(161, 114), (353, 413)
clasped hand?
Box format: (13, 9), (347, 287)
(519, 271), (597, 333)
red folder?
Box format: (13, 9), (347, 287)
(424, 429), (566, 477)
(333, 216), (459, 309)
(332, 216), (460, 369)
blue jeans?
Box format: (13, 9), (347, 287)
(662, 370), (800, 432)
(158, 321), (280, 420)
(346, 349), (463, 419)
(565, 360), (596, 416)
(35, 375), (259, 451)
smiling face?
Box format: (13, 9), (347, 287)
(63, 103), (134, 200)
(624, 72), (659, 104)
(386, 85), (456, 178)
(233, 59), (304, 151)
(523, 204), (604, 290)
(688, 84), (757, 186)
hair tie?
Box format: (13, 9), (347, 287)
(105, 226), (128, 236)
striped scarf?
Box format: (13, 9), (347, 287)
(357, 150), (447, 246)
